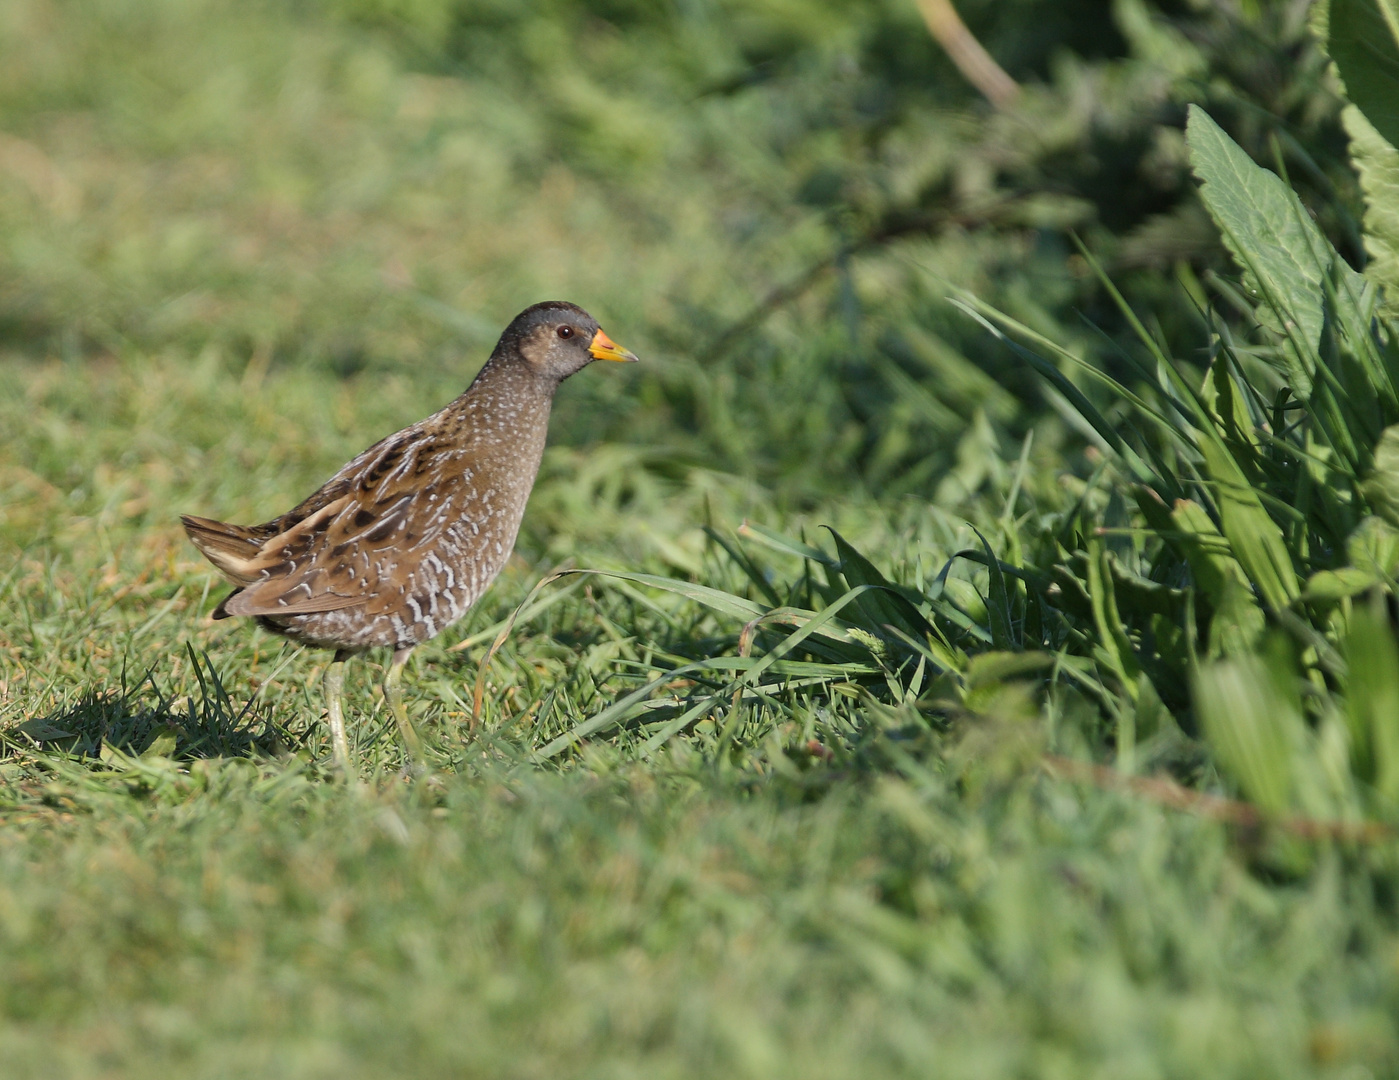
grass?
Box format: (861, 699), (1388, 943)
(11, 756), (1393, 1079)
(8, 270), (1399, 1080)
(5, 1), (1399, 1076)
(8, 757), (1399, 1079)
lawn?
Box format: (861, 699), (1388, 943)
(3, 1), (1399, 1076)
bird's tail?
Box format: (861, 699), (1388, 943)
(180, 514), (264, 584)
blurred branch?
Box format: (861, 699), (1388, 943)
(914, 0), (1020, 108)
(1043, 756), (1395, 843)
(707, 212), (951, 358)
(709, 258), (839, 359)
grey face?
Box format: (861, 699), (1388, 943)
(514, 305), (602, 382)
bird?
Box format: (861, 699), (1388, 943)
(180, 301), (638, 774)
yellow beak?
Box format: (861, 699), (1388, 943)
(589, 328), (640, 363)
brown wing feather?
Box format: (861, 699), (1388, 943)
(219, 587), (365, 617)
(214, 424), (471, 619)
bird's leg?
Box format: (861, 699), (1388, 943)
(385, 646), (425, 770)
(324, 650), (353, 777)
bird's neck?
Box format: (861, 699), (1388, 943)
(449, 355), (556, 455)
(465, 353), (555, 402)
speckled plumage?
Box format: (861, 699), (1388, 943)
(180, 301), (637, 771)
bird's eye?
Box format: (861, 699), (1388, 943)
(557, 326), (574, 339)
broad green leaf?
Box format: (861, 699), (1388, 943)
(1110, 566), (1185, 619)
(1197, 437), (1301, 611)
(1329, 0), (1399, 150)
(1186, 106), (1365, 391)
(1342, 105), (1399, 312)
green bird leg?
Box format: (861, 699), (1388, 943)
(385, 646), (425, 770)
(324, 650), (352, 776)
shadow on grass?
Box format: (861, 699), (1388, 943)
(9, 646), (285, 762)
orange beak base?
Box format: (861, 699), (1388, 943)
(588, 328), (640, 363)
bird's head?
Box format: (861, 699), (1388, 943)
(503, 301), (639, 382)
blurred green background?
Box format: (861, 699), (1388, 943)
(6, 2), (1399, 1078)
(0, 0), (1355, 517)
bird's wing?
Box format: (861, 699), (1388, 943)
(217, 426), (471, 619)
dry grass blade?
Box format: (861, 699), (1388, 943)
(914, 0), (1021, 107)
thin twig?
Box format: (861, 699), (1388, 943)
(1042, 755), (1395, 843)
(707, 215), (943, 358)
(706, 256), (842, 360)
